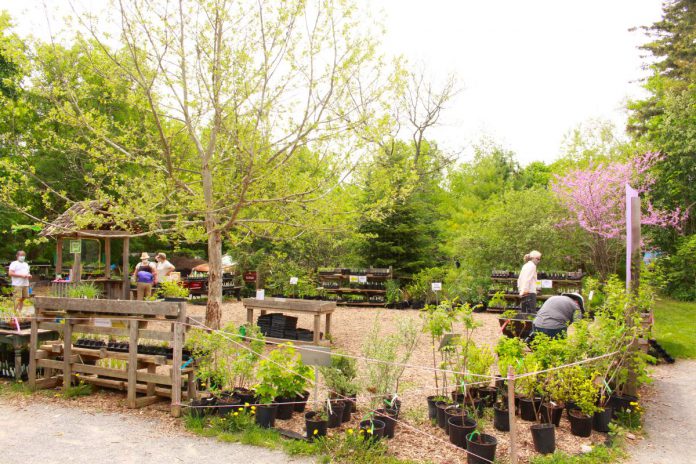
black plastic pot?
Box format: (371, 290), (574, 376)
(593, 406), (614, 432)
(294, 391), (310, 413)
(466, 433), (497, 464)
(216, 395), (241, 416)
(375, 408), (398, 438)
(326, 400), (345, 428)
(187, 398), (207, 418)
(478, 386), (498, 407)
(609, 393), (638, 418)
(255, 404), (278, 428)
(539, 402), (564, 427)
(444, 405), (466, 436)
(276, 397), (295, 420)
(436, 401), (453, 430)
(341, 399), (353, 423)
(448, 416), (477, 449)
(565, 400), (580, 419)
(360, 419), (386, 441)
(493, 405), (510, 432)
(233, 387), (256, 407)
(519, 397), (541, 422)
(382, 396), (401, 415)
(531, 423), (555, 454)
(451, 390), (465, 404)
(568, 410), (593, 437)
(426, 396), (439, 420)
(501, 391), (520, 413)
(466, 397), (486, 417)
(305, 411), (328, 440)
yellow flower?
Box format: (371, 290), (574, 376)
(244, 402), (250, 407)
(630, 401), (638, 406)
(233, 412), (238, 416)
(347, 429), (353, 435)
(251, 410), (255, 415)
(251, 406), (256, 410)
(238, 407), (244, 412)
(313, 429), (318, 435)
(359, 429), (364, 435)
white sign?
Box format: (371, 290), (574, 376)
(358, 276), (367, 283)
(289, 277), (299, 285)
(431, 282), (442, 291)
(541, 280), (553, 289)
(94, 318), (112, 328)
(588, 290), (594, 301)
(256, 289), (265, 300)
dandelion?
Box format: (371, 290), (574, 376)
(251, 406), (256, 410)
(347, 429), (353, 435)
(233, 412), (238, 416)
(244, 402), (250, 407)
(630, 401), (638, 406)
(238, 407), (244, 412)
(313, 429), (318, 435)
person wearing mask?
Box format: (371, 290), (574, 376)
(133, 252), (157, 300)
(154, 253), (175, 283)
(532, 293), (584, 339)
(518, 250), (541, 313)
(8, 250), (31, 313)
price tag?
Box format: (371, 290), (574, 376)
(289, 277), (299, 285)
(256, 289), (265, 300)
(349, 275), (359, 283)
(358, 276), (367, 283)
(431, 282), (442, 291)
(541, 280), (553, 289)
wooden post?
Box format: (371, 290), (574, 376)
(313, 314), (321, 344)
(56, 238), (63, 278)
(73, 247), (81, 283)
(325, 313), (332, 338)
(28, 315), (38, 389)
(105, 238), (111, 279)
(171, 320), (184, 417)
(507, 366), (518, 464)
(122, 237), (130, 300)
(127, 319), (138, 408)
(63, 319), (73, 392)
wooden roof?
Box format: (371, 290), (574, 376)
(40, 201), (138, 238)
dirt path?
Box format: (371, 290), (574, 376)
(0, 400), (313, 464)
(628, 360), (696, 464)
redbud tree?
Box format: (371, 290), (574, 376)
(551, 153), (685, 277)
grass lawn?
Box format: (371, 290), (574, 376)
(653, 298), (696, 359)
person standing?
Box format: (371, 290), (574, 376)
(518, 250), (541, 313)
(532, 293), (584, 338)
(8, 250), (31, 313)
(133, 252), (157, 300)
(154, 253), (175, 283)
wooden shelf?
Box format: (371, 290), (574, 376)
(488, 293), (552, 300)
(491, 277), (582, 284)
(335, 301), (386, 307)
(322, 288), (386, 294)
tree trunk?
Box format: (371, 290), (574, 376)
(206, 229), (223, 329)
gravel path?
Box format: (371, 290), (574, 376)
(0, 400), (313, 464)
(628, 360), (696, 464)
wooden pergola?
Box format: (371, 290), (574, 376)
(40, 202), (137, 300)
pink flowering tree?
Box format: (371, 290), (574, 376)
(551, 153), (685, 277)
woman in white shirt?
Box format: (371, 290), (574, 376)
(154, 253), (176, 282)
(517, 250), (541, 313)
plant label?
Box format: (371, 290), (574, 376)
(69, 240), (81, 254)
(431, 282), (442, 291)
(298, 345), (331, 366)
(358, 276), (367, 283)
(588, 290), (594, 301)
(289, 277), (299, 285)
(349, 275), (359, 283)
(541, 280), (553, 289)
(256, 289), (265, 300)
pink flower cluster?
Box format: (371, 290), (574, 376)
(551, 153), (686, 239)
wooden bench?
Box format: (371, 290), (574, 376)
(243, 297), (336, 345)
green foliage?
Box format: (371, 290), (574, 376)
(263, 254), (318, 298)
(255, 343), (311, 403)
(385, 279), (401, 305)
(65, 283), (102, 299)
(529, 443), (625, 464)
(495, 336), (526, 377)
(320, 354), (359, 397)
(653, 234), (696, 300)
(63, 381), (93, 399)
(158, 280), (190, 298)
(186, 323), (266, 393)
(652, 298), (696, 358)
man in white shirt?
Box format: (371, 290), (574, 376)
(517, 250), (541, 313)
(154, 253), (175, 283)
(8, 250), (31, 312)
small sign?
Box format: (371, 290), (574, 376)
(541, 280), (553, 289)
(358, 276), (367, 284)
(289, 277), (299, 285)
(69, 240), (81, 254)
(588, 290), (594, 301)
(298, 345), (332, 366)
(94, 318), (112, 328)
(256, 289), (265, 300)
(349, 275), (359, 283)
(431, 282), (442, 291)
(243, 271), (257, 283)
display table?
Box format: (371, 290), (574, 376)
(0, 327), (60, 381)
(242, 298), (336, 345)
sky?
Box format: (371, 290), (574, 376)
(1, 0), (665, 165)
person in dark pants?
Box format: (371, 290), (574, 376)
(518, 250), (541, 313)
(531, 293), (584, 339)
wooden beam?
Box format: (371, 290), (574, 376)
(122, 237), (130, 300)
(171, 321), (183, 417)
(135, 395), (160, 408)
(38, 322), (174, 342)
(63, 321), (72, 392)
(34, 297), (182, 317)
(104, 238), (111, 279)
(127, 320), (138, 408)
(28, 317), (38, 390)
(56, 238), (63, 278)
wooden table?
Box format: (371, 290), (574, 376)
(0, 327), (59, 381)
(242, 298), (336, 345)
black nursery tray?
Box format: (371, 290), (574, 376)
(0, 321), (31, 330)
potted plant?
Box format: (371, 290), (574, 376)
(158, 280), (190, 301)
(321, 353), (359, 417)
(421, 301), (459, 417)
(359, 416), (386, 442)
(305, 410), (328, 440)
(448, 415), (477, 449)
(255, 343), (311, 421)
(530, 422), (555, 454)
(465, 430), (497, 464)
(565, 366), (600, 437)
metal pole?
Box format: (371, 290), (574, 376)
(507, 366), (518, 464)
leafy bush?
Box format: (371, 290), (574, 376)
(320, 354), (359, 397)
(255, 343), (311, 403)
(158, 280), (190, 298)
(66, 282), (102, 299)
